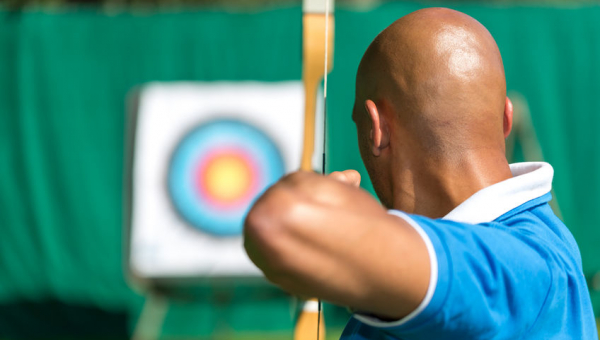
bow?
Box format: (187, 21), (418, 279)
(294, 0), (334, 339)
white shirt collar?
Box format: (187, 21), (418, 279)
(442, 162), (554, 224)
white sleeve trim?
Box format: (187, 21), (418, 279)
(353, 210), (438, 328)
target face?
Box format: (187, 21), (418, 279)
(168, 119), (285, 236)
(128, 82), (313, 278)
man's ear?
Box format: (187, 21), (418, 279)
(504, 97), (513, 139)
(364, 99), (390, 156)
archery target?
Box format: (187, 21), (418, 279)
(168, 119), (284, 236)
(127, 82), (322, 279)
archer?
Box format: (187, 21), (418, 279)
(244, 7), (597, 340)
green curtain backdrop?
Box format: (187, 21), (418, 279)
(0, 3), (599, 337)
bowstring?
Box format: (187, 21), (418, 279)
(317, 0), (331, 339)
(323, 0), (329, 177)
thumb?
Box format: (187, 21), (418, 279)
(328, 170), (361, 187)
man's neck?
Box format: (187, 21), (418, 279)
(390, 150), (513, 219)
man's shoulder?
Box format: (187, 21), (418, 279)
(401, 195), (582, 268)
(495, 196), (583, 269)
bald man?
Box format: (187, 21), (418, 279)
(244, 7), (597, 340)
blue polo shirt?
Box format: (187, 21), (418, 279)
(341, 162), (597, 339)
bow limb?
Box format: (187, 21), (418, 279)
(300, 0), (334, 172)
(295, 0), (334, 339)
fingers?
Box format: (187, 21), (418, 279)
(328, 170), (361, 187)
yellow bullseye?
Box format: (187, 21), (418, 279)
(203, 154), (253, 203)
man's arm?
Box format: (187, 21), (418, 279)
(243, 170), (430, 320)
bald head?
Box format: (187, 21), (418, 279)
(353, 8), (514, 213)
(355, 8), (508, 156)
